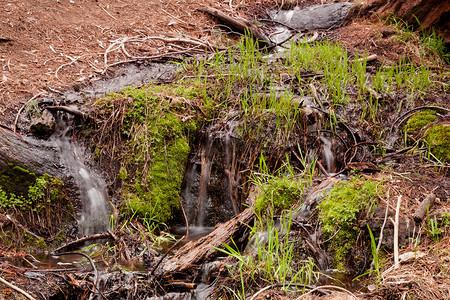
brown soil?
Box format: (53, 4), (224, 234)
(0, 0), (269, 125)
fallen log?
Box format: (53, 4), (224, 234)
(0, 127), (66, 194)
(162, 187), (260, 274)
(198, 6), (274, 48)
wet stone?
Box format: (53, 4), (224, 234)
(30, 109), (55, 137)
(270, 2), (354, 30)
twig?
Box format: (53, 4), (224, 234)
(99, 4), (117, 20)
(376, 191), (390, 254)
(250, 283), (321, 300)
(13, 92), (46, 133)
(179, 196), (189, 239)
(55, 54), (89, 80)
(0, 276), (35, 300)
(393, 195), (402, 269)
(46, 106), (89, 120)
(316, 161), (330, 177)
(388, 106), (450, 147)
(296, 285), (357, 299)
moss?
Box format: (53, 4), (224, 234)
(0, 173), (65, 211)
(319, 177), (382, 271)
(255, 176), (304, 214)
(404, 110), (437, 134)
(424, 124), (450, 162)
(117, 167), (128, 181)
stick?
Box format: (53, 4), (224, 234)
(0, 276), (35, 300)
(150, 235), (185, 276)
(5, 214), (42, 241)
(53, 232), (112, 253)
(179, 196), (189, 239)
(46, 106), (89, 120)
(393, 195), (402, 269)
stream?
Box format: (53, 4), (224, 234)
(3, 2), (388, 299)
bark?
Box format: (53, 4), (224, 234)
(347, 0), (450, 42)
(0, 127), (65, 194)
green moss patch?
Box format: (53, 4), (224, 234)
(424, 124), (450, 162)
(404, 110), (437, 134)
(319, 177), (383, 270)
(94, 85), (199, 225)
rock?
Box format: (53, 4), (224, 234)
(270, 2), (354, 30)
(30, 109), (55, 137)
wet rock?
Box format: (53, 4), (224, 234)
(30, 109), (55, 137)
(270, 2), (354, 30)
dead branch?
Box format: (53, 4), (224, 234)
(0, 276), (36, 300)
(393, 195), (402, 269)
(46, 106), (89, 120)
(198, 6), (274, 47)
(53, 232), (112, 253)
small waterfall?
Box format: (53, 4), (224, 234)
(53, 128), (112, 236)
(320, 136), (336, 173)
(180, 118), (240, 229)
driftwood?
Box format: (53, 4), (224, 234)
(162, 187), (260, 274)
(413, 193), (436, 222)
(198, 6), (274, 48)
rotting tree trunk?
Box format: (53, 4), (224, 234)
(162, 187), (260, 275)
(347, 0), (450, 42)
(0, 127), (65, 194)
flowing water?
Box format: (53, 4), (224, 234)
(53, 126), (112, 236)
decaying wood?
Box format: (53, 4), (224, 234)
(53, 232), (112, 253)
(198, 6), (274, 48)
(413, 193), (436, 222)
(162, 187), (260, 274)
